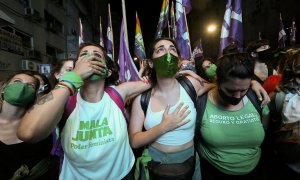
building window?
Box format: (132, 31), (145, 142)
(46, 44), (65, 63)
(15, 30), (32, 48)
(51, 0), (63, 7)
(45, 11), (64, 34)
(19, 0), (31, 7)
(2, 26), (13, 33)
(0, 26), (32, 55)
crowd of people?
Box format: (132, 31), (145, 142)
(0, 37), (299, 180)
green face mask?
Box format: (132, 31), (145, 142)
(3, 83), (36, 107)
(205, 63), (217, 78)
(85, 54), (109, 81)
(152, 53), (179, 77)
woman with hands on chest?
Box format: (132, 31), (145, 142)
(130, 38), (270, 180)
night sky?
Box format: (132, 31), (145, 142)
(105, 0), (300, 59)
(108, 0), (161, 57)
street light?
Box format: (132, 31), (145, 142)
(207, 24), (217, 33)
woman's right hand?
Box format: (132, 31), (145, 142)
(159, 102), (191, 133)
(73, 56), (107, 80)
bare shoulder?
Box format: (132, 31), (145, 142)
(185, 75), (202, 92)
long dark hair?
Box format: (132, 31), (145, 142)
(49, 58), (75, 88)
(142, 37), (181, 86)
(32, 71), (52, 94)
(195, 57), (214, 82)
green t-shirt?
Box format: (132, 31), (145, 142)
(198, 97), (265, 175)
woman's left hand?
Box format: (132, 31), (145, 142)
(140, 76), (150, 84)
(138, 59), (147, 77)
(251, 80), (270, 107)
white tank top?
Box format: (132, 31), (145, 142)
(144, 85), (196, 146)
(60, 91), (134, 179)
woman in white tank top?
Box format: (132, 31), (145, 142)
(129, 37), (270, 180)
(129, 38), (215, 179)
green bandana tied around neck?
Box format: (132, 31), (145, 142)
(3, 83), (36, 107)
(205, 63), (217, 78)
(152, 53), (179, 77)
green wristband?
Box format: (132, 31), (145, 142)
(61, 72), (84, 89)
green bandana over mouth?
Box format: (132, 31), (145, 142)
(152, 53), (179, 77)
(205, 63), (217, 78)
(3, 83), (36, 106)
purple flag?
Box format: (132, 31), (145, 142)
(278, 13), (286, 49)
(106, 4), (114, 59)
(290, 19), (296, 46)
(183, 0), (192, 14)
(219, 0), (243, 57)
(175, 0), (192, 60)
(118, 20), (140, 83)
(192, 40), (204, 59)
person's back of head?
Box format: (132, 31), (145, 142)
(246, 39), (270, 54)
(223, 42), (239, 55)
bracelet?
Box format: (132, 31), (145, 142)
(56, 81), (75, 95)
(60, 79), (77, 91)
(55, 84), (72, 95)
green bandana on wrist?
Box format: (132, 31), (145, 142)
(152, 53), (179, 77)
(61, 72), (84, 89)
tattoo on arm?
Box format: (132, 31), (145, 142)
(27, 92), (54, 113)
(37, 92), (54, 105)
